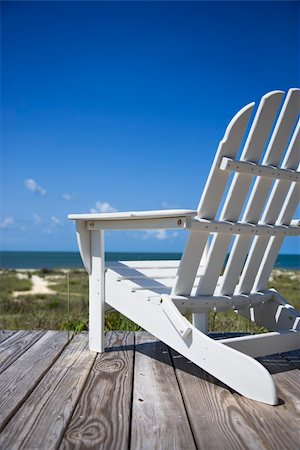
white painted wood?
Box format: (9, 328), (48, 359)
(188, 218), (299, 236)
(220, 330), (300, 358)
(89, 230), (105, 353)
(173, 101), (255, 297)
(237, 293), (300, 332)
(261, 121), (300, 224)
(75, 221), (91, 275)
(192, 313), (208, 334)
(222, 89), (300, 295)
(197, 101), (256, 218)
(171, 290), (274, 314)
(172, 232), (209, 296)
(87, 217), (189, 230)
(196, 91), (285, 298)
(107, 260), (181, 269)
(219, 157), (300, 182)
(69, 209), (196, 220)
(253, 181), (300, 292)
(105, 269), (277, 405)
(192, 245), (209, 330)
(221, 125), (299, 294)
(69, 89), (300, 405)
(161, 296), (192, 338)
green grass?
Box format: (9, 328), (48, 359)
(0, 268), (298, 333)
(1, 270), (32, 294)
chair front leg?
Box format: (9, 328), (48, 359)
(89, 229), (105, 352)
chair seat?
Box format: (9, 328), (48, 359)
(106, 260), (206, 295)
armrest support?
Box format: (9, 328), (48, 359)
(69, 209), (197, 230)
(70, 209), (197, 274)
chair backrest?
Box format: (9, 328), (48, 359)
(172, 89), (300, 298)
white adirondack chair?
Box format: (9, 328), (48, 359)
(69, 88), (300, 405)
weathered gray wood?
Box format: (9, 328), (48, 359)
(0, 331), (299, 450)
(60, 331), (134, 450)
(0, 330), (45, 374)
(0, 330), (69, 431)
(280, 349), (300, 369)
(0, 330), (15, 343)
(170, 347), (265, 450)
(231, 353), (300, 450)
(0, 332), (96, 450)
(258, 353), (300, 419)
(131, 331), (196, 450)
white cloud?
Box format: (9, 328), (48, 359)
(62, 193), (77, 201)
(42, 216), (63, 234)
(161, 201), (180, 209)
(142, 229), (168, 240)
(0, 216), (14, 229)
(33, 213), (43, 225)
(141, 229), (181, 241)
(24, 178), (46, 195)
(90, 201), (117, 214)
(51, 216), (62, 226)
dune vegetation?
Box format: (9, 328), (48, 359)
(0, 268), (299, 333)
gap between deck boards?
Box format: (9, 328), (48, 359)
(0, 330), (299, 450)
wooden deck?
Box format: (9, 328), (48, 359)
(0, 330), (299, 449)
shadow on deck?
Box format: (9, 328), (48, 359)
(0, 330), (299, 449)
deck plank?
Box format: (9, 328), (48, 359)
(232, 354), (300, 450)
(0, 330), (69, 432)
(280, 349), (300, 369)
(258, 353), (300, 419)
(0, 330), (298, 449)
(170, 348), (265, 450)
(0, 330), (15, 343)
(60, 331), (134, 450)
(0, 330), (45, 374)
(0, 332), (96, 450)
(131, 332), (196, 450)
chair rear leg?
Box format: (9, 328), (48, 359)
(192, 313), (208, 333)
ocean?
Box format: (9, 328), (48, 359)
(0, 251), (299, 270)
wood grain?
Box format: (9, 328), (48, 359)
(280, 349), (300, 369)
(131, 331), (196, 450)
(0, 330), (45, 374)
(0, 332), (96, 450)
(0, 330), (15, 343)
(170, 347), (265, 450)
(258, 353), (300, 419)
(231, 353), (300, 450)
(60, 331), (134, 450)
(0, 331), (299, 450)
(0, 330), (69, 431)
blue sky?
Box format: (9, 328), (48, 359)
(1, 1), (299, 253)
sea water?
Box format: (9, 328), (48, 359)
(0, 251), (299, 270)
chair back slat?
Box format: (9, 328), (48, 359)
(261, 121), (300, 224)
(195, 91), (285, 296)
(253, 181), (299, 292)
(220, 90), (300, 295)
(172, 101), (254, 296)
(174, 89), (299, 299)
(236, 91), (299, 294)
(221, 120), (300, 295)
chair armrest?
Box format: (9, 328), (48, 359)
(70, 210), (197, 274)
(68, 209), (197, 230)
